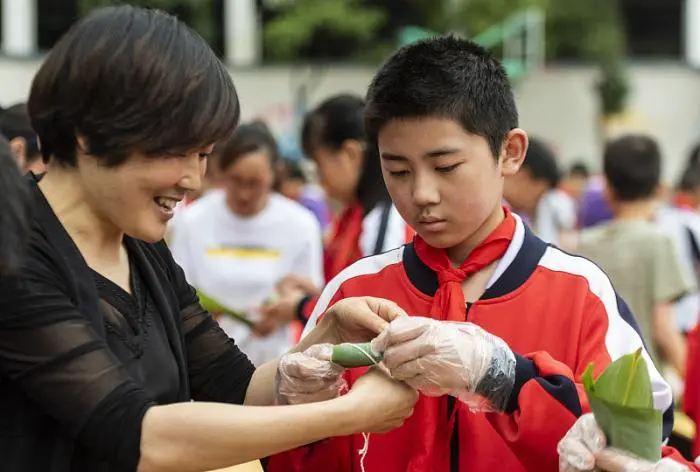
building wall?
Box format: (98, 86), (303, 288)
(2, 58), (699, 182)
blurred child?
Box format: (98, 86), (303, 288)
(576, 135), (692, 377)
(0, 103), (45, 174)
(503, 137), (577, 245)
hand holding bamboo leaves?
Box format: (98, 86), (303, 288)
(276, 344), (346, 405)
(275, 297), (410, 405)
(371, 316), (516, 412)
(581, 349), (662, 462)
(558, 414), (690, 472)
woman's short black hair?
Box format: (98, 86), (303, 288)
(218, 122), (279, 172)
(0, 134), (30, 278)
(28, 5), (240, 168)
(301, 94), (390, 214)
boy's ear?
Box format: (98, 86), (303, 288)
(500, 129), (528, 177)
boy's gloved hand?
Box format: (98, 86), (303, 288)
(558, 413), (691, 471)
(371, 316), (516, 412)
(275, 344), (346, 405)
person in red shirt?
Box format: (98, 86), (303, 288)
(265, 35), (673, 472)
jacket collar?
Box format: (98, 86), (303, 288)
(403, 214), (547, 300)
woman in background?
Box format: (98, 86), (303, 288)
(169, 123), (324, 366)
(263, 94), (413, 329)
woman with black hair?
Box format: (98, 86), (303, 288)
(0, 7), (418, 472)
(262, 94), (413, 327)
(169, 123), (324, 366)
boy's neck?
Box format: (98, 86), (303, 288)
(612, 198), (657, 222)
(446, 204), (505, 267)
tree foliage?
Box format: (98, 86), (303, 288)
(263, 0), (386, 61)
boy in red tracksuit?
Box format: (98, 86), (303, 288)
(266, 35), (673, 472)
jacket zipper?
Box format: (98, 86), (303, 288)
(449, 302), (472, 472)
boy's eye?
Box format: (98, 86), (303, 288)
(388, 170), (410, 177)
(199, 153), (210, 160)
(436, 163), (460, 173)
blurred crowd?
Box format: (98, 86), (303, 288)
(5, 89), (700, 391)
(5, 35), (700, 467)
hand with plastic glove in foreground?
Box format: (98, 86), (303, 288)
(558, 413), (692, 472)
(371, 316), (516, 412)
(276, 344), (345, 405)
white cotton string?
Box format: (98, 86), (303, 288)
(358, 432), (370, 472)
(352, 343), (380, 472)
(347, 343), (380, 365)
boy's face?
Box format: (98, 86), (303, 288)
(379, 117), (526, 251)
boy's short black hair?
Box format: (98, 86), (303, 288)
(365, 34), (518, 158)
(0, 103), (40, 164)
(28, 5), (239, 168)
(0, 134), (30, 278)
(604, 134), (661, 201)
(522, 138), (561, 188)
(218, 122), (279, 172)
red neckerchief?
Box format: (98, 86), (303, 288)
(414, 207), (516, 321)
(674, 192), (697, 211)
(324, 204), (364, 281)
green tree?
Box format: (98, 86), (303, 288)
(77, 0), (215, 45)
(263, 0), (387, 61)
(448, 0), (629, 117)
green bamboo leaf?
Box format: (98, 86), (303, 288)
(594, 348), (653, 409)
(196, 290), (255, 328)
(583, 349), (661, 462)
(331, 342), (383, 368)
(582, 363), (596, 393)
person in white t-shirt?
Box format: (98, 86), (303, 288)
(169, 123), (324, 366)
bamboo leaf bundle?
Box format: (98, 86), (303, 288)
(331, 343), (383, 368)
(582, 348), (662, 462)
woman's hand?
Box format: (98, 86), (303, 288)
(319, 297), (409, 345)
(276, 344), (345, 405)
(343, 367), (418, 434)
(558, 414), (690, 472)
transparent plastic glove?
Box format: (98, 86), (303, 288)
(558, 414), (690, 472)
(371, 316), (516, 412)
(275, 344), (346, 405)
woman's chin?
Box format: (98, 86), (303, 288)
(127, 221), (168, 243)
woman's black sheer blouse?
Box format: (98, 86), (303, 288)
(0, 174), (256, 471)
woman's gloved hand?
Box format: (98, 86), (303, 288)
(558, 413), (691, 472)
(371, 316), (516, 412)
(275, 344), (345, 405)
